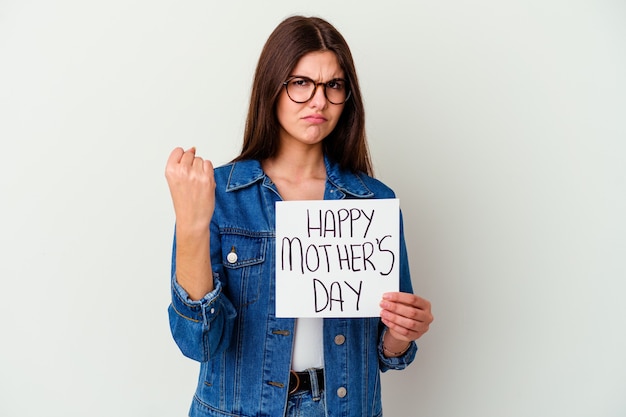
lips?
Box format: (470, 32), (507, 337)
(303, 114), (327, 124)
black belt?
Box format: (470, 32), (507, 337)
(289, 369), (324, 395)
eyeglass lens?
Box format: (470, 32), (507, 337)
(285, 77), (349, 104)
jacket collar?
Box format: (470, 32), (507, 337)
(225, 155), (374, 198)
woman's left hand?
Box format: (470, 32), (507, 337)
(380, 292), (433, 343)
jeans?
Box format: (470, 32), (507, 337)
(285, 369), (326, 417)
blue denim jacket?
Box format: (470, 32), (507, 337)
(169, 156), (417, 417)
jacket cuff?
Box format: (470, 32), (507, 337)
(170, 272), (223, 326)
(378, 328), (418, 372)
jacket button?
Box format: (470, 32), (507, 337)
(336, 387), (347, 398)
(334, 334), (345, 345)
(227, 247), (238, 263)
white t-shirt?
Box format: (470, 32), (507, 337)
(290, 318), (324, 371)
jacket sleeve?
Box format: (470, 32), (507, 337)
(167, 231), (237, 363)
(378, 209), (418, 371)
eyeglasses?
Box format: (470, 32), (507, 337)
(283, 76), (351, 105)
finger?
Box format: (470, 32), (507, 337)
(412, 296), (432, 311)
(380, 300), (423, 323)
(380, 293), (421, 315)
(382, 291), (418, 305)
(381, 314), (421, 339)
(166, 147), (185, 167)
(383, 292), (431, 310)
(165, 148), (186, 183)
(381, 305), (419, 328)
(203, 159), (214, 174)
(179, 147), (197, 166)
(192, 156), (205, 169)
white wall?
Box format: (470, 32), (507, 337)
(1, 1), (625, 416)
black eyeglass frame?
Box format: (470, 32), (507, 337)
(282, 76), (352, 105)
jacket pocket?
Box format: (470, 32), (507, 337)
(220, 229), (268, 307)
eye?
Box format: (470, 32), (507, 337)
(326, 79), (345, 90)
(290, 78), (311, 88)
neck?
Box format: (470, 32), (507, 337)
(263, 145), (326, 181)
(261, 145), (327, 201)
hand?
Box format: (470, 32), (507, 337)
(165, 147), (216, 231)
(380, 292), (433, 343)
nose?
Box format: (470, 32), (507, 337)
(309, 84), (328, 109)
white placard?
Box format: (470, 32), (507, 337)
(275, 198), (399, 317)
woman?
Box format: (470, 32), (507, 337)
(165, 15), (433, 417)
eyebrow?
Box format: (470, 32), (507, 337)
(288, 75), (347, 81)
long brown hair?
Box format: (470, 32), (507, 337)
(232, 16), (373, 175)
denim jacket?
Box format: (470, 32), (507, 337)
(169, 156), (417, 417)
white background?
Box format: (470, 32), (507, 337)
(1, 1), (625, 416)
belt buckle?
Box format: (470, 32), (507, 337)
(288, 370), (300, 395)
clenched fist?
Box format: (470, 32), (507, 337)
(165, 147), (216, 232)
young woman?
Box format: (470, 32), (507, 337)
(165, 15), (433, 417)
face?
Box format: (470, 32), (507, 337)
(276, 51), (346, 150)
